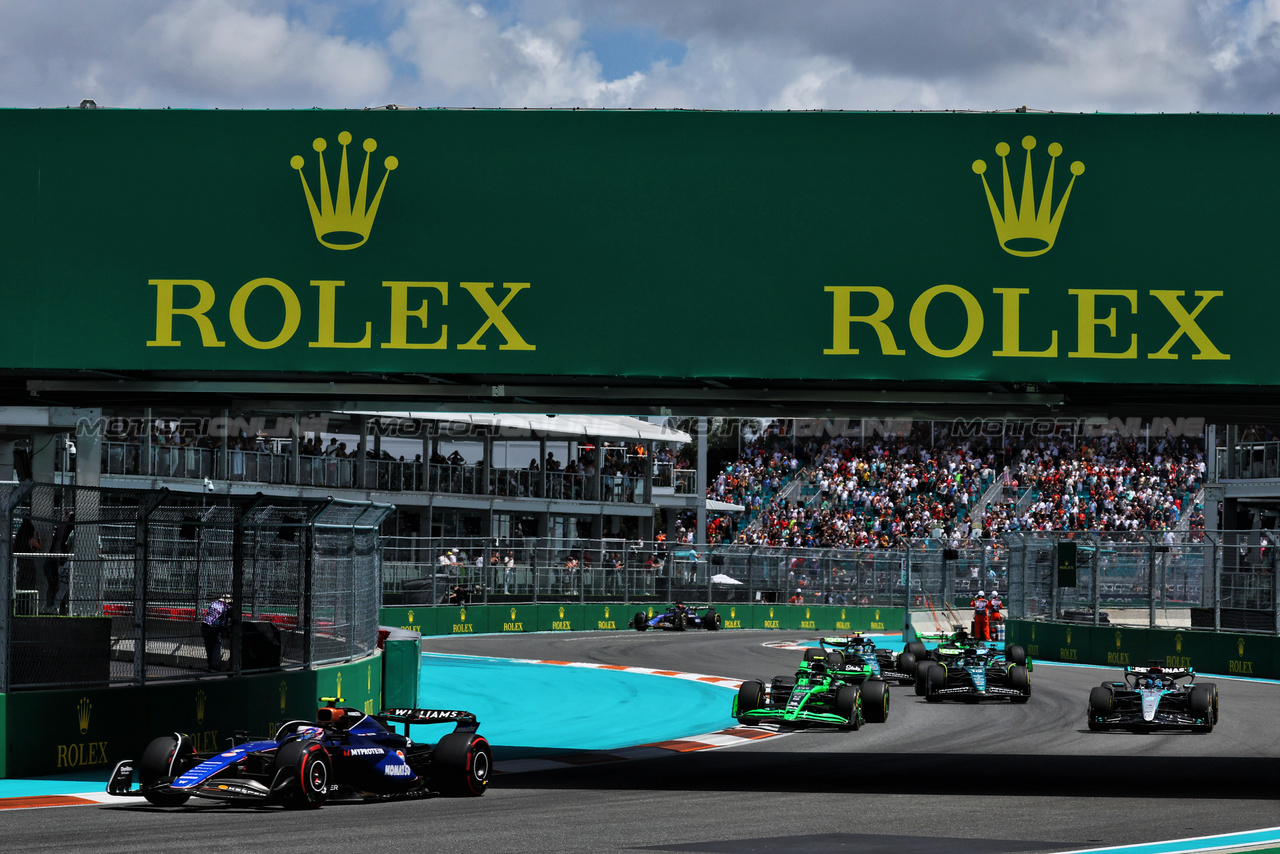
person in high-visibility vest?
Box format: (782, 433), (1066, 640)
(970, 590), (990, 641)
(988, 587), (1004, 641)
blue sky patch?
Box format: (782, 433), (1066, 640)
(583, 26), (687, 81)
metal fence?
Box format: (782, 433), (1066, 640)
(99, 440), (670, 503)
(2, 483), (390, 691)
(381, 531), (1280, 635)
(1002, 530), (1277, 633)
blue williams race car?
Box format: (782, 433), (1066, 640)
(632, 603), (721, 631)
(107, 698), (491, 809)
(1087, 664), (1219, 733)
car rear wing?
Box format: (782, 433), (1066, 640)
(1126, 665), (1194, 678)
(380, 708), (480, 734)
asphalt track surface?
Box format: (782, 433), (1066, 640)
(8, 629), (1279, 854)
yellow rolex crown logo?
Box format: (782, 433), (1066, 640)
(805, 608), (811, 619)
(1066, 627), (1072, 643)
(1238, 637), (1246, 656)
(875, 609), (880, 620)
(76, 696), (90, 737)
(1175, 633), (1183, 652)
(841, 609), (846, 619)
(558, 607), (565, 619)
(407, 610), (414, 624)
(511, 607), (517, 620)
(336, 672), (343, 696)
(280, 680), (288, 711)
(291, 131), (398, 250)
(460, 607), (466, 621)
(1115, 630), (1122, 648)
(196, 689), (206, 725)
(730, 607), (736, 618)
(972, 135), (1084, 257)
(604, 607), (610, 618)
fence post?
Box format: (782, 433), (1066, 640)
(302, 522), (314, 667)
(1092, 533), (1101, 627)
(134, 488), (169, 686)
(230, 494), (264, 676)
(1212, 533), (1221, 631)
(0, 481), (34, 694)
(1148, 536), (1157, 630)
(903, 547), (912, 634)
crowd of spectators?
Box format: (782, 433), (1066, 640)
(707, 421), (1207, 550)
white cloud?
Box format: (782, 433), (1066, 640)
(3, 0), (1280, 111)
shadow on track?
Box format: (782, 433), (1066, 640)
(501, 749), (1280, 799)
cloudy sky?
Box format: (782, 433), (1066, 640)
(1, 0), (1279, 112)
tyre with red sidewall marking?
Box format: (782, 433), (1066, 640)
(276, 739), (331, 809)
(434, 733), (492, 796)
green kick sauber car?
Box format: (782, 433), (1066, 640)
(733, 650), (890, 729)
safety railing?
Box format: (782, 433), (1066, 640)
(379, 531), (1280, 636)
(101, 441), (664, 504)
(3, 482), (390, 691)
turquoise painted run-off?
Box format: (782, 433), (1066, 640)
(413, 653), (737, 760)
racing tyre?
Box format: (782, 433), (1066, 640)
(914, 662), (933, 696)
(835, 684), (861, 730)
(433, 733), (492, 796)
(1006, 644), (1028, 666)
(138, 734), (195, 807)
(1189, 686), (1215, 733)
(924, 662), (947, 703)
(906, 641), (927, 659)
(1198, 682), (1220, 723)
(861, 679), (890, 723)
(896, 651), (918, 681)
(633, 612), (648, 632)
(1089, 686), (1113, 716)
(276, 739), (332, 809)
(736, 680), (764, 723)
(705, 608), (720, 630)
(1009, 665), (1031, 703)
(673, 611), (687, 632)
(803, 647), (824, 663)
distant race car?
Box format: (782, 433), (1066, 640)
(632, 603), (721, 631)
(910, 631), (1031, 703)
(1087, 664), (1219, 733)
(734, 652), (889, 728)
(815, 633), (919, 685)
(107, 698), (491, 809)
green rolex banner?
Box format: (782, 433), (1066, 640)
(0, 110), (1268, 384)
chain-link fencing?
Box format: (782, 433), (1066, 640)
(3, 484), (390, 691)
(382, 531), (1279, 636)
